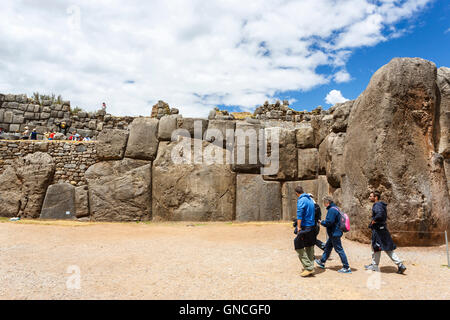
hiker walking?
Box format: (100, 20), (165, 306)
(365, 191), (406, 274)
(294, 186), (316, 277)
(315, 196), (352, 273)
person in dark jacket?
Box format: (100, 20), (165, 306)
(315, 196), (352, 273)
(365, 191), (406, 274)
(30, 128), (38, 140)
(309, 194), (325, 250)
(294, 186), (316, 277)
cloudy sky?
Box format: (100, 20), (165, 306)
(0, 0), (449, 117)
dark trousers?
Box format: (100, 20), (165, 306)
(320, 236), (349, 269)
(316, 239), (325, 250)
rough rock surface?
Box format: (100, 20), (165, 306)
(125, 117), (159, 160)
(85, 158), (152, 221)
(158, 115), (179, 141)
(0, 152), (55, 218)
(152, 139), (236, 221)
(436, 67), (450, 192)
(236, 174), (281, 221)
(281, 180), (318, 221)
(96, 129), (128, 160)
(342, 58), (450, 245)
(263, 128), (297, 180)
(297, 148), (318, 180)
(75, 186), (89, 218)
(318, 132), (346, 188)
(40, 183), (76, 220)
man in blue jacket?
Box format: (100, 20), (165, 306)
(365, 191), (406, 274)
(315, 196), (352, 273)
(294, 186), (316, 277)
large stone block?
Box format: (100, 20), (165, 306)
(342, 57), (450, 245)
(298, 148), (318, 180)
(3, 111), (13, 123)
(152, 139), (236, 221)
(158, 114), (179, 141)
(296, 124), (315, 148)
(40, 183), (76, 220)
(75, 186), (89, 218)
(232, 122), (263, 173)
(263, 127), (297, 180)
(281, 180), (318, 221)
(96, 129), (129, 160)
(318, 132), (346, 188)
(236, 174), (281, 221)
(176, 117), (208, 139)
(86, 158), (152, 221)
(0, 109), (3, 123)
(125, 117), (159, 160)
(437, 67), (450, 159)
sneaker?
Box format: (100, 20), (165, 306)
(315, 259), (325, 269)
(338, 267), (352, 274)
(300, 269), (314, 277)
(364, 264), (379, 272)
(397, 264), (406, 274)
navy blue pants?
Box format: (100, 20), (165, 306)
(320, 236), (349, 269)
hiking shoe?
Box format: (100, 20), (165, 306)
(397, 264), (406, 274)
(338, 267), (352, 274)
(364, 264), (379, 272)
(300, 269), (314, 277)
(315, 259), (325, 269)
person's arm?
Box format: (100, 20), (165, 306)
(372, 205), (384, 224)
(321, 208), (335, 227)
(297, 198), (305, 232)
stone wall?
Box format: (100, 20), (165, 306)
(0, 140), (99, 186)
(0, 57), (449, 246)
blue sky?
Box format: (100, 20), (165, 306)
(268, 0), (450, 112)
(0, 0), (448, 117)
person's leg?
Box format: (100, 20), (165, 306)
(299, 247), (314, 271)
(306, 245), (315, 267)
(385, 251), (402, 265)
(295, 248), (307, 270)
(372, 250), (381, 266)
(315, 239), (325, 250)
(331, 237), (350, 269)
(320, 238), (333, 263)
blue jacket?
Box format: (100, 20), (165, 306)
(296, 193), (315, 227)
(321, 202), (343, 237)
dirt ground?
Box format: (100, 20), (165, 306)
(0, 220), (448, 300)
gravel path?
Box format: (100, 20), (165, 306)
(0, 220), (448, 300)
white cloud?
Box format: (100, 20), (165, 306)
(325, 90), (349, 105)
(334, 70), (352, 83)
(0, 0), (432, 117)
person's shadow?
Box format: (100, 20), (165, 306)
(379, 266), (402, 274)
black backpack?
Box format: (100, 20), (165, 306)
(314, 203), (321, 225)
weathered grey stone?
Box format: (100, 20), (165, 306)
(437, 67), (450, 159)
(236, 174), (281, 221)
(40, 183), (76, 220)
(5, 94), (15, 102)
(342, 57), (450, 245)
(96, 129), (128, 160)
(317, 175), (331, 215)
(331, 101), (353, 133)
(0, 153), (55, 218)
(86, 158), (152, 221)
(318, 132), (346, 188)
(281, 180), (318, 221)
(3, 111), (13, 123)
(263, 127), (297, 180)
(152, 139), (235, 221)
(176, 118), (208, 139)
(9, 124), (20, 132)
(205, 120), (236, 150)
(232, 122), (263, 173)
(12, 115), (25, 125)
(0, 109), (3, 123)
(75, 186), (89, 218)
(158, 114), (179, 141)
(296, 124), (315, 148)
(24, 112), (35, 120)
(298, 148), (318, 180)
(41, 112), (51, 120)
(125, 117), (159, 160)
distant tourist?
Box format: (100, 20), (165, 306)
(21, 126), (30, 140)
(315, 196), (352, 274)
(102, 102), (107, 111)
(49, 130), (56, 140)
(365, 191), (406, 274)
(83, 136), (91, 141)
(59, 121), (68, 135)
(30, 129), (37, 140)
(294, 186), (316, 277)
(44, 131), (50, 140)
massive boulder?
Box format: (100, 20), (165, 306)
(152, 139), (236, 221)
(85, 158), (152, 221)
(236, 174), (281, 221)
(437, 67), (450, 192)
(125, 117), (159, 160)
(342, 58), (450, 245)
(232, 122), (263, 173)
(318, 132), (346, 188)
(96, 129), (129, 160)
(40, 183), (76, 220)
(263, 127), (297, 180)
(0, 152), (55, 218)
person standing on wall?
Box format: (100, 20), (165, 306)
(294, 186), (316, 277)
(365, 191), (407, 274)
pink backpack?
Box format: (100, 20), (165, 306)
(335, 207), (350, 233)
